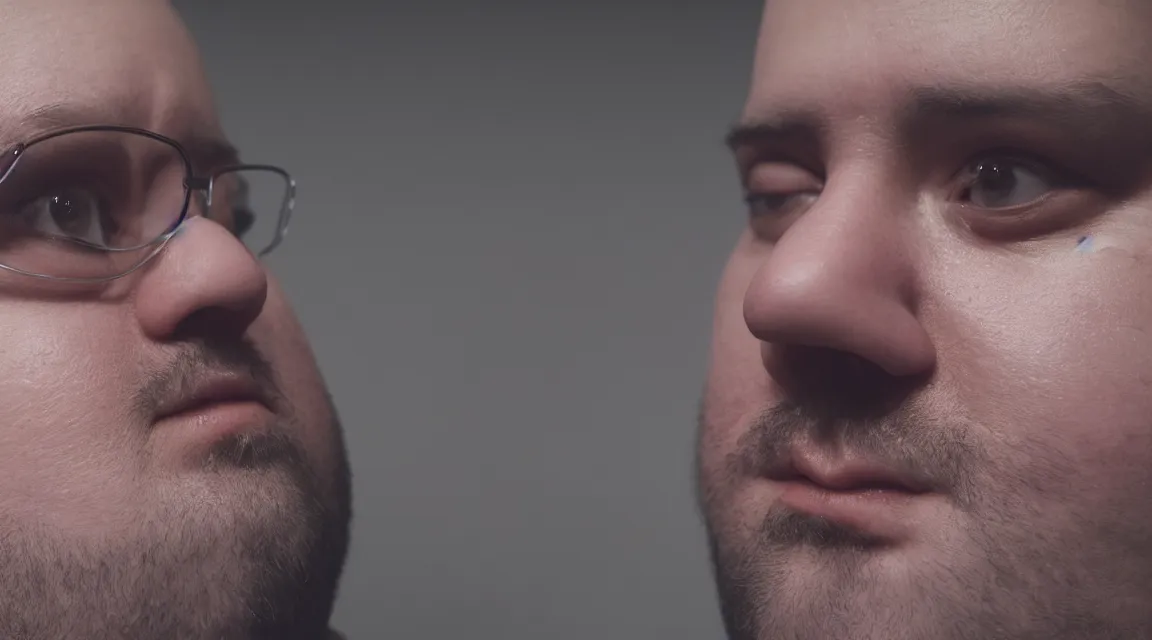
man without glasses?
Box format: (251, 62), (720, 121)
(697, 0), (1152, 638)
(0, 0), (351, 638)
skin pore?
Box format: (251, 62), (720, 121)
(697, 1), (1152, 639)
(0, 1), (350, 638)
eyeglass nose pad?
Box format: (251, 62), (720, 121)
(189, 190), (210, 219)
(184, 175), (213, 221)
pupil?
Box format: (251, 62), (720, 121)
(46, 192), (91, 238)
(49, 195), (72, 220)
(977, 161), (1016, 194)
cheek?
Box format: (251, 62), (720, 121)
(935, 247), (1152, 487)
(0, 305), (141, 524)
(702, 238), (770, 477)
(254, 279), (342, 478)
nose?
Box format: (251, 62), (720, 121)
(743, 184), (936, 379)
(133, 216), (268, 340)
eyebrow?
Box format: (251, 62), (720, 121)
(724, 81), (1152, 150)
(903, 81), (1148, 129)
(724, 110), (821, 150)
(13, 101), (241, 169)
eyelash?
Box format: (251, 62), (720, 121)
(743, 192), (805, 217)
(742, 150), (1080, 218)
(966, 149), (1084, 190)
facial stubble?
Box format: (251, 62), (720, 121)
(697, 398), (1152, 640)
(0, 411), (350, 640)
(0, 337), (352, 640)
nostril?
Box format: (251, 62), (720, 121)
(172, 303), (264, 342)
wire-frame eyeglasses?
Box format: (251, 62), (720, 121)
(0, 124), (296, 282)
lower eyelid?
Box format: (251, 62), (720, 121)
(745, 191), (819, 217)
(951, 189), (1105, 240)
(745, 192), (791, 210)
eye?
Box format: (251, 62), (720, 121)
(744, 192), (818, 218)
(232, 208), (255, 237)
(208, 172), (257, 238)
(19, 187), (114, 245)
(958, 156), (1056, 209)
(742, 162), (823, 219)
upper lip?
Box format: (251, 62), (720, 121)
(765, 448), (935, 494)
(155, 372), (271, 420)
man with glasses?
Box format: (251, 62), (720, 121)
(0, 1), (350, 638)
(696, 1), (1152, 639)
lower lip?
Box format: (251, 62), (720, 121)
(158, 400), (272, 439)
(776, 481), (928, 536)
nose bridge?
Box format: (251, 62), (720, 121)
(767, 177), (912, 299)
(744, 173), (935, 377)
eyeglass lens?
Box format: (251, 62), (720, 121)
(0, 128), (289, 280)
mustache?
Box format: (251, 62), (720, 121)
(730, 399), (985, 501)
(133, 336), (280, 421)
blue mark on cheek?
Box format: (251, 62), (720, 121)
(1076, 236), (1094, 252)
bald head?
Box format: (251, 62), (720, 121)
(0, 0), (220, 146)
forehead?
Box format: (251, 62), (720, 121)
(748, 0), (1152, 124)
(0, 0), (220, 143)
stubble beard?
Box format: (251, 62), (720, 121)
(699, 414), (1152, 640)
(0, 425), (352, 640)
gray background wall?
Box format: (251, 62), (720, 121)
(172, 3), (761, 637)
